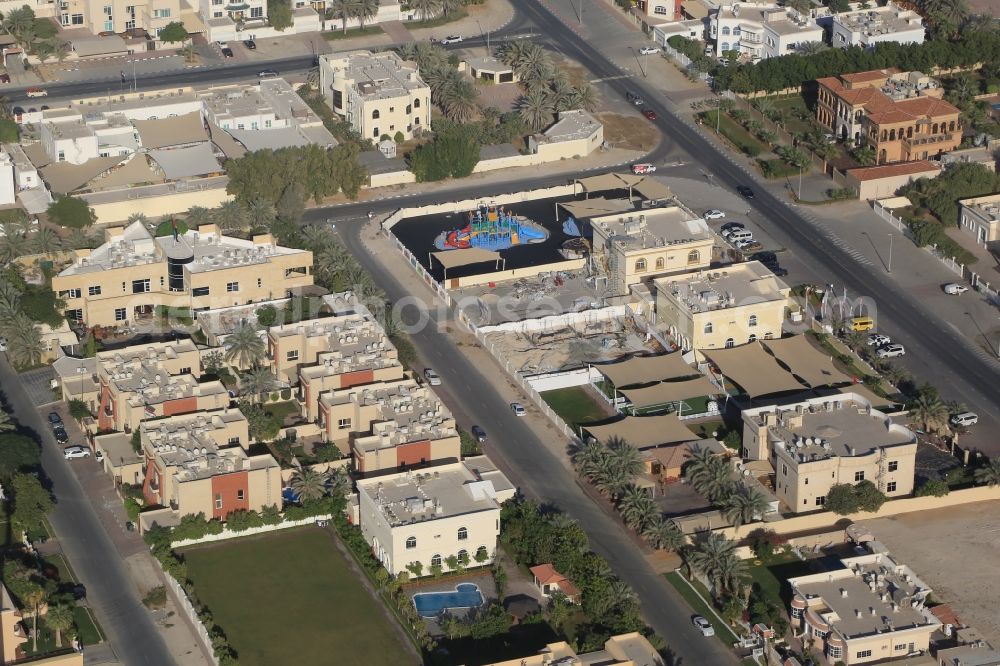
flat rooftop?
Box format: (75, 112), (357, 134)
(357, 457), (513, 526)
(654, 261), (788, 313)
(591, 204), (712, 253)
(97, 339), (198, 366)
(834, 5), (924, 36)
(961, 193), (1000, 222)
(330, 51), (426, 102)
(346, 380), (456, 450)
(269, 311), (383, 344)
(144, 411), (274, 481)
(538, 110), (602, 143)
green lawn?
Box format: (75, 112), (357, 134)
(664, 571), (739, 645)
(182, 527), (413, 666)
(264, 400), (298, 420)
(541, 386), (607, 427)
(406, 8), (468, 29)
(770, 95), (819, 136)
(758, 158), (801, 179)
(701, 110), (768, 157)
(746, 552), (813, 610)
(321, 25), (384, 40)
(73, 606), (104, 645)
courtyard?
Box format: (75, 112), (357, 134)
(181, 527), (418, 666)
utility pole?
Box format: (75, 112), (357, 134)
(578, 0), (583, 25)
(798, 165), (803, 200)
(887, 233), (893, 273)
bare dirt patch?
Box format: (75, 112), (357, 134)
(599, 113), (659, 151)
(862, 500), (1000, 644)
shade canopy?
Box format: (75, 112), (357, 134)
(595, 353), (697, 387)
(149, 144), (222, 179)
(763, 335), (852, 388)
(619, 376), (718, 408)
(430, 248), (502, 270)
(583, 414), (697, 449)
(134, 112), (208, 149)
(703, 343), (805, 397)
(632, 178), (673, 201)
(41, 155), (126, 194)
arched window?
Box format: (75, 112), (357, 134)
(414, 98), (421, 108)
(932, 123), (939, 134)
(748, 334), (757, 342)
(687, 250), (700, 264)
(748, 314), (758, 327)
(457, 527), (468, 541)
(721, 26), (731, 36)
(635, 258), (647, 273)
(372, 109), (380, 119)
(721, 42), (730, 51)
(725, 338), (735, 348)
(655, 257), (665, 270)
(881, 130), (888, 141)
(405, 536), (416, 549)
(704, 322), (713, 334)
(475, 545), (489, 561)
(733, 26), (741, 35)
(889, 129), (896, 141)
(430, 554), (442, 567)
(457, 549), (469, 564)
(949, 120), (955, 131)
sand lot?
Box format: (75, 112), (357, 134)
(862, 500), (1000, 644)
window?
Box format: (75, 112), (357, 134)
(887, 481), (897, 492)
(814, 496), (826, 506)
(226, 281), (239, 293)
(748, 334), (757, 342)
(104, 19), (113, 31)
(264, 119), (272, 128)
(250, 6), (263, 17)
(414, 117), (420, 125)
(654, 5), (666, 13)
(748, 314), (758, 327)
(72, 13), (83, 23)
(634, 258), (647, 272)
(856, 651), (872, 659)
(236, 489), (245, 501)
(476, 545), (488, 560)
(804, 477), (809, 485)
(192, 286), (210, 297)
(781, 463), (787, 476)
(687, 249), (700, 264)
(57, 150), (65, 162)
(828, 644), (842, 659)
(704, 322), (713, 334)
(286, 350), (299, 361)
(115, 308), (127, 321)
(228, 436), (241, 446)
(132, 279), (150, 294)
(457, 549), (469, 564)
(457, 527), (468, 541)
(430, 554), (441, 567)
(66, 309), (83, 322)
(257, 277), (262, 288)
(102, 4), (112, 13)
(337, 417), (351, 430)
(406, 104), (412, 114)
(888, 461), (898, 472)
(64, 288), (81, 299)
(406, 536), (416, 549)
(372, 109), (380, 119)
(655, 257), (665, 270)
(153, 7), (170, 17)
(854, 471), (865, 482)
(413, 98), (421, 108)
(722, 26), (730, 35)
(894, 644), (907, 652)
(725, 338), (735, 348)
(215, 493), (222, 510)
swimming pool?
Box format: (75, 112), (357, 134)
(412, 583), (484, 618)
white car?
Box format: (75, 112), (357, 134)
(867, 334), (891, 347)
(876, 344), (905, 359)
(64, 446), (91, 459)
(703, 209), (726, 220)
(638, 46), (660, 55)
(423, 368), (441, 386)
(439, 35), (463, 44)
(943, 283), (969, 295)
(692, 616), (715, 637)
(511, 402), (526, 417)
(0, 337), (6, 352)
(950, 412), (978, 427)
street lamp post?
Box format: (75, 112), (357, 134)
(887, 233), (893, 273)
(797, 165), (803, 200)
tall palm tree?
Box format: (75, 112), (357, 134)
(548, 76), (575, 113)
(592, 458), (630, 499)
(573, 439), (608, 479)
(0, 279), (20, 320)
(66, 227), (98, 250)
(3, 7), (35, 44)
(795, 41), (827, 56)
(974, 458), (1000, 487)
(328, 0), (358, 33)
(910, 392), (949, 434)
(2, 313), (44, 368)
(45, 603), (74, 647)
(0, 410), (15, 433)
(246, 197), (277, 231)
(354, 0), (379, 29)
(329, 465), (351, 496)
(214, 200), (246, 232)
(32, 226), (62, 255)
(685, 447), (733, 502)
(290, 465), (330, 502)
(240, 364), (276, 402)
(439, 0), (460, 17)
(721, 483), (769, 529)
(440, 78), (479, 122)
(223, 321), (265, 369)
(617, 485), (658, 531)
(409, 0), (441, 20)
(185, 205), (214, 228)
(642, 516), (684, 551)
(686, 532), (747, 598)
(22, 583), (47, 652)
(607, 437), (643, 480)
(517, 88), (554, 132)
(300, 224), (335, 253)
(566, 83), (598, 112)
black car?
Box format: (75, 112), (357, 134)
(48, 411), (63, 426)
(53, 426), (69, 443)
(625, 91), (643, 105)
(720, 222), (745, 233)
(221, 47), (234, 58)
(244, 38), (257, 49)
(471, 425), (487, 443)
(737, 185), (755, 198)
(772, 267), (789, 277)
(752, 251), (776, 263)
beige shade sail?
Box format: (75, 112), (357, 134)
(703, 343), (805, 397)
(90, 154), (164, 190)
(558, 198), (634, 218)
(632, 178), (673, 201)
(40, 156), (127, 194)
(763, 335), (852, 388)
(596, 353), (697, 387)
(619, 376), (718, 408)
(583, 414), (697, 449)
(134, 113), (208, 149)
(576, 172), (631, 192)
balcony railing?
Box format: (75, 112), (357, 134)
(903, 132), (957, 148)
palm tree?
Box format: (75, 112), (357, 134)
(22, 583), (47, 652)
(572, 439), (608, 479)
(592, 459), (630, 499)
(214, 200), (245, 232)
(2, 313), (44, 368)
(0, 229), (28, 264)
(0, 280), (20, 320)
(517, 88), (554, 131)
(354, 0), (379, 29)
(32, 226), (62, 255)
(245, 197), (276, 231)
(440, 79), (479, 122)
(909, 392), (949, 434)
(3, 7), (35, 44)
(974, 458), (1000, 487)
(642, 516), (684, 551)
(185, 205), (214, 228)
(439, 0), (460, 17)
(617, 485), (658, 531)
(686, 532), (747, 598)
(0, 95), (12, 120)
(290, 465), (330, 502)
(0, 410), (14, 433)
(329, 465), (351, 496)
(796, 41), (827, 56)
(240, 364), (276, 402)
(409, 0), (441, 20)
(300, 224), (335, 252)
(684, 447), (733, 502)
(566, 83), (598, 112)
(328, 0), (358, 33)
(45, 603), (75, 647)
(721, 484), (769, 529)
(851, 146), (877, 166)
(223, 321), (265, 369)
(606, 437), (643, 480)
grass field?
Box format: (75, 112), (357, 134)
(321, 25), (384, 41)
(746, 552), (812, 610)
(701, 110), (768, 158)
(182, 527), (413, 666)
(541, 386), (608, 427)
(664, 571), (739, 644)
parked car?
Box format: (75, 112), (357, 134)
(703, 209), (726, 220)
(63, 446), (91, 459)
(423, 368), (441, 386)
(53, 426), (69, 443)
(642, 108), (657, 120)
(439, 35), (463, 44)
(26, 87), (47, 98)
(631, 163), (656, 175)
(625, 91), (643, 105)
(867, 334), (891, 347)
(692, 616), (715, 637)
(95, 450), (104, 463)
(221, 47), (234, 58)
(0, 74), (9, 84)
(739, 240), (763, 252)
(876, 344), (905, 358)
(725, 230), (754, 244)
(823, 133), (836, 144)
(638, 46), (660, 55)
(48, 411), (63, 427)
(510, 402), (526, 417)
(736, 185), (755, 198)
(471, 425), (487, 443)
(0, 337), (6, 351)
(950, 412), (979, 427)
(771, 267), (789, 277)
(244, 39), (257, 49)
(943, 283), (968, 295)
(720, 221), (745, 233)
(257, 69), (279, 78)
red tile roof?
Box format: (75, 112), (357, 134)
(847, 160), (940, 181)
(930, 604), (962, 627)
(530, 564), (564, 585)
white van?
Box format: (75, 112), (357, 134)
(950, 412), (978, 427)
(726, 229), (754, 244)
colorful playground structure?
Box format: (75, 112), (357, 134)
(434, 203), (549, 251)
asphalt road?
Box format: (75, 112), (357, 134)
(0, 358), (173, 665)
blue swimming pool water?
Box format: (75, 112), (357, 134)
(412, 583), (484, 617)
